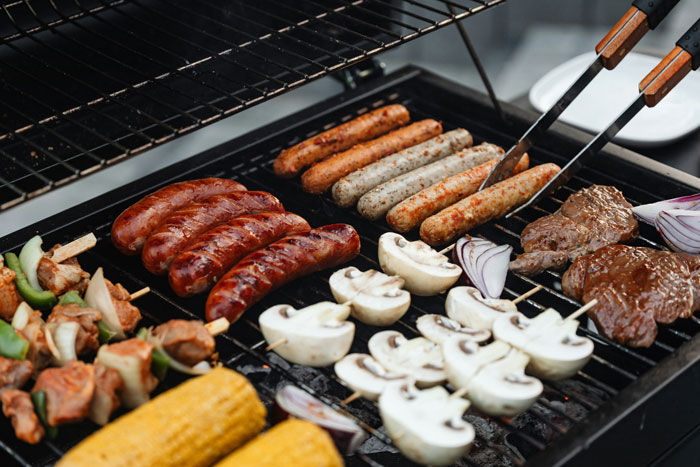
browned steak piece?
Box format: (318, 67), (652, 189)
(562, 245), (699, 347)
(510, 185), (638, 276)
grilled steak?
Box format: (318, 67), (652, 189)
(562, 245), (700, 347)
(510, 185), (638, 275)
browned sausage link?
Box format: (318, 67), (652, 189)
(111, 178), (246, 255)
(300, 120), (443, 195)
(205, 224), (360, 323)
(273, 105), (410, 179)
(141, 191), (284, 275)
(419, 163), (561, 246)
(169, 212), (311, 297)
(387, 154), (530, 232)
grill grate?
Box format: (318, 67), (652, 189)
(1, 66), (699, 466)
(0, 0), (508, 212)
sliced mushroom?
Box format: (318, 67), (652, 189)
(446, 286), (517, 331)
(368, 330), (445, 387)
(442, 338), (510, 390)
(258, 302), (355, 367)
(416, 314), (490, 345)
(334, 353), (410, 400)
(329, 267), (410, 326)
(379, 381), (474, 466)
(492, 308), (594, 380)
(377, 233), (461, 296)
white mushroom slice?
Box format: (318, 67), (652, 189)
(329, 267), (410, 326)
(416, 314), (491, 345)
(259, 302), (354, 367)
(446, 286), (518, 330)
(467, 346), (542, 417)
(377, 232), (461, 296)
(442, 338), (510, 390)
(379, 381), (474, 466)
(493, 308), (594, 380)
(368, 330), (445, 387)
(334, 353), (410, 400)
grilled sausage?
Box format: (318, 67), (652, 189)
(356, 143), (504, 221)
(300, 120), (442, 195)
(387, 154), (530, 232)
(419, 163), (561, 245)
(169, 212), (311, 297)
(273, 105), (410, 179)
(205, 224), (360, 323)
(141, 192), (284, 275)
(111, 178), (246, 255)
(331, 129), (473, 208)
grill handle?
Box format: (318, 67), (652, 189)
(640, 18), (700, 107)
(595, 0), (679, 70)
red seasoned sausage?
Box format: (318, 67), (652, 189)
(169, 212), (311, 297)
(111, 178), (246, 255)
(141, 191), (283, 275)
(205, 224), (360, 323)
(273, 105), (410, 179)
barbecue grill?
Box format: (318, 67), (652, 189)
(2, 1), (700, 466)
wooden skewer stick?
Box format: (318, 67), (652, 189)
(265, 338), (287, 352)
(128, 287), (150, 301)
(50, 233), (97, 263)
(511, 285), (543, 305)
(449, 386), (469, 400)
(438, 243), (455, 256)
(566, 299), (598, 322)
(205, 317), (230, 336)
(341, 392), (361, 405)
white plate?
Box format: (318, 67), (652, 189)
(529, 52), (700, 148)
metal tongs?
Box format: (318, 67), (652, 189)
(504, 17), (700, 217)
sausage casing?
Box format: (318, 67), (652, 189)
(357, 143), (504, 221)
(387, 154), (530, 232)
(169, 212), (311, 297)
(141, 191), (284, 275)
(300, 120), (442, 195)
(111, 178), (246, 255)
(419, 163), (561, 245)
(331, 129), (473, 208)
(273, 105), (410, 179)
(205, 224), (360, 323)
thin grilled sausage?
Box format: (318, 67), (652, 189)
(273, 105), (410, 179)
(387, 154), (530, 232)
(331, 129), (473, 208)
(419, 163), (561, 245)
(111, 178), (246, 255)
(169, 212), (311, 297)
(356, 143), (504, 221)
(205, 224), (360, 323)
(141, 191), (284, 275)
(301, 120), (442, 195)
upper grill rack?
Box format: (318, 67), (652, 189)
(1, 66), (699, 466)
(0, 0), (507, 212)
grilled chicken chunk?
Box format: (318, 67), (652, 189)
(0, 259), (22, 321)
(90, 364), (124, 426)
(2, 389), (45, 444)
(47, 304), (102, 356)
(105, 279), (141, 334)
(33, 361), (95, 426)
(153, 320), (215, 366)
(19, 311), (53, 375)
(0, 357), (33, 395)
(37, 245), (90, 296)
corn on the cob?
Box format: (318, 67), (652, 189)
(215, 419), (344, 467)
(57, 368), (266, 467)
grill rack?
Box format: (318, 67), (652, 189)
(0, 0), (507, 212)
(1, 66), (700, 466)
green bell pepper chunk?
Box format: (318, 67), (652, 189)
(4, 253), (57, 311)
(30, 391), (58, 439)
(0, 320), (28, 360)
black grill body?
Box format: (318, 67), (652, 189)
(1, 66), (699, 466)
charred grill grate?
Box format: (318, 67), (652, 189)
(0, 0), (508, 212)
(1, 66), (699, 466)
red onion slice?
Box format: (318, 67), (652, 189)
(274, 385), (367, 455)
(655, 209), (700, 254)
(632, 194), (700, 226)
(453, 236), (512, 299)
